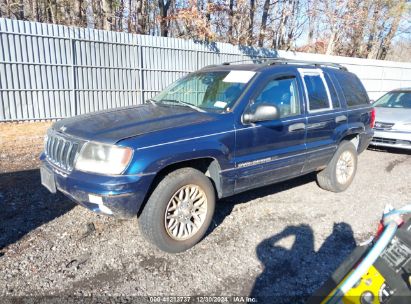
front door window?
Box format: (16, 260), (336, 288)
(253, 76), (300, 118)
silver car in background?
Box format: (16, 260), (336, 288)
(371, 88), (411, 150)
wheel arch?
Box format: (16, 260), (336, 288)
(337, 120), (364, 149)
(340, 133), (360, 150)
(138, 157), (223, 216)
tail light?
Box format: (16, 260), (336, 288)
(370, 108), (376, 128)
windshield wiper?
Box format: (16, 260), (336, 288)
(158, 99), (206, 113)
(145, 98), (157, 106)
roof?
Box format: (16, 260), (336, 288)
(391, 87), (411, 92)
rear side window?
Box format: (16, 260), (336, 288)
(334, 72), (369, 107)
(303, 74), (330, 111)
(298, 69), (331, 112)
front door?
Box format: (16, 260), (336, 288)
(234, 73), (307, 192)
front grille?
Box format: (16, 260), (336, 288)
(372, 137), (397, 144)
(374, 121), (394, 130)
(45, 132), (80, 172)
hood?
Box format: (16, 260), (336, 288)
(375, 107), (411, 124)
(52, 104), (215, 144)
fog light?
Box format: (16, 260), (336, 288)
(98, 204), (113, 215)
(88, 194), (113, 215)
(88, 194), (103, 204)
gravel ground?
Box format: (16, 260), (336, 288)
(0, 122), (410, 303)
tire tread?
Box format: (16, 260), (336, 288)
(139, 167), (215, 253)
(316, 141), (358, 193)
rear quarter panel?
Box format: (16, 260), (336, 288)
(328, 69), (374, 150)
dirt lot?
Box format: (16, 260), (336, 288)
(0, 122), (410, 303)
(0, 122), (52, 173)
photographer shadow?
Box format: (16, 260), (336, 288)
(250, 223), (356, 303)
(207, 173), (317, 237)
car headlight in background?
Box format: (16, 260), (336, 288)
(75, 142), (133, 175)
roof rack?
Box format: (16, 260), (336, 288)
(207, 57), (348, 71)
(217, 57), (347, 71)
(219, 58), (275, 65)
(266, 58), (347, 70)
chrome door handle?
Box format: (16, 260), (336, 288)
(288, 123), (306, 132)
(335, 115), (347, 123)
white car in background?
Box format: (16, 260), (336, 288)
(371, 88), (411, 150)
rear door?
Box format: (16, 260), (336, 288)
(234, 72), (307, 192)
(299, 68), (343, 173)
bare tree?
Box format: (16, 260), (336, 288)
(306, 0), (318, 50)
(0, 0), (409, 61)
(121, 0), (129, 32)
(377, 1), (408, 59)
(258, 0), (272, 47)
(158, 0), (171, 36)
(227, 0), (235, 43)
(85, 0), (94, 28)
(247, 0), (255, 45)
(386, 37), (411, 62)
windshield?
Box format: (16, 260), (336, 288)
(374, 92), (411, 109)
(151, 71), (256, 112)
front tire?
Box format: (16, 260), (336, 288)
(139, 167), (216, 253)
(316, 141), (358, 192)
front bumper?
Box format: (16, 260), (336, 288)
(40, 154), (155, 219)
(370, 129), (411, 150)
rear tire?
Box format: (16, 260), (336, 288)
(139, 167), (215, 253)
(317, 141), (358, 192)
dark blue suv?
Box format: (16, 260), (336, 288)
(40, 59), (375, 252)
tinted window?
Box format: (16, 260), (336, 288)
(324, 73), (340, 108)
(254, 77), (300, 118)
(304, 74), (330, 111)
(334, 72), (368, 107)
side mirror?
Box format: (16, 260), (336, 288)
(243, 103), (280, 123)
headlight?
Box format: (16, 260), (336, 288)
(75, 142), (133, 175)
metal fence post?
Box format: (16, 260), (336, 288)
(69, 37), (77, 116)
(195, 50), (199, 104)
(138, 44), (144, 104)
(196, 49), (199, 70)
